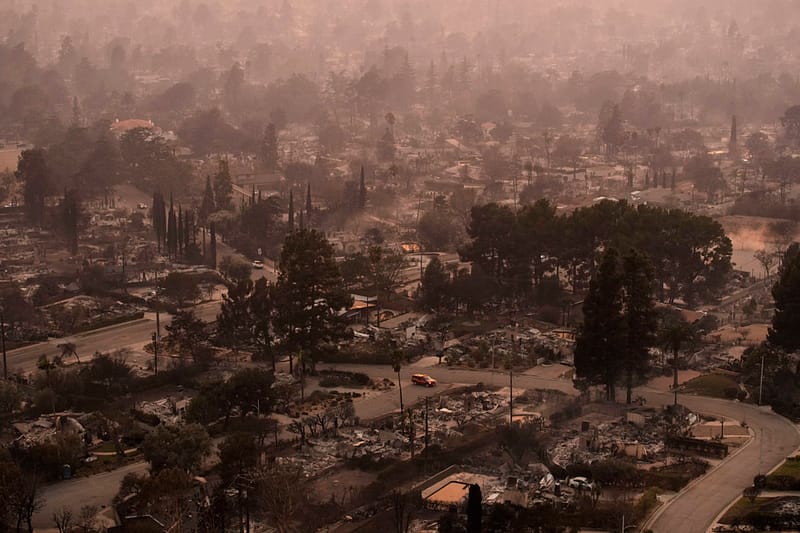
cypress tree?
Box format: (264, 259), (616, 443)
(167, 195), (177, 258)
(288, 189), (294, 230)
(467, 484), (482, 533)
(621, 249), (657, 404)
(152, 191), (162, 253)
(177, 206), (183, 258)
(358, 166), (367, 209)
(574, 249), (625, 401)
(306, 182), (312, 226)
(209, 223), (217, 268)
(199, 175), (215, 224)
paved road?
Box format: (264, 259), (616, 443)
(33, 461), (148, 528)
(639, 389), (800, 533)
(326, 363), (800, 533)
(12, 321), (799, 533)
(6, 301), (221, 376)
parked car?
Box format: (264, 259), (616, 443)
(568, 477), (594, 491)
(252, 260), (264, 269)
(411, 373), (437, 387)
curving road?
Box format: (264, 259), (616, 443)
(329, 364), (800, 533)
(639, 388), (800, 533)
(9, 329), (799, 533)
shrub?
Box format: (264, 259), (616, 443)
(633, 488), (660, 523)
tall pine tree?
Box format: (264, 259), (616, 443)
(768, 244), (800, 351)
(574, 249), (625, 401)
(621, 249), (658, 404)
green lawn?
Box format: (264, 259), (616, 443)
(718, 496), (771, 524)
(682, 373), (739, 399)
(769, 457), (800, 479)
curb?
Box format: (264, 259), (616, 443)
(641, 413), (756, 532)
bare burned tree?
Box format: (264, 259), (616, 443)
(53, 507), (73, 533)
(256, 466), (308, 533)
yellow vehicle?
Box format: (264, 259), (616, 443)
(411, 373), (437, 387)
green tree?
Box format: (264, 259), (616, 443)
(552, 134), (584, 178)
(421, 257), (449, 310)
(597, 101), (624, 157)
(574, 249), (625, 401)
(780, 105), (800, 145)
(185, 381), (231, 425)
(684, 152), (724, 201)
(261, 122), (279, 171)
(119, 127), (191, 192)
(209, 222), (218, 268)
(460, 203), (516, 286)
(167, 197), (177, 257)
(217, 279), (254, 352)
(79, 136), (121, 202)
(466, 484), (482, 533)
(367, 245), (407, 323)
(419, 209), (462, 251)
(57, 341), (79, 364)
(141, 423), (211, 474)
(199, 175), (215, 224)
(225, 367), (274, 418)
(213, 159), (233, 211)
(273, 229), (352, 373)
(768, 246), (800, 351)
(745, 132), (773, 179)
(249, 278), (276, 369)
(219, 432), (261, 483)
(164, 310), (208, 362)
(219, 255), (253, 284)
(359, 166), (367, 209)
(620, 249), (657, 404)
(658, 310), (698, 405)
(16, 148), (50, 225)
(60, 188), (82, 255)
(160, 272), (201, 307)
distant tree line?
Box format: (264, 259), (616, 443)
(423, 199), (732, 310)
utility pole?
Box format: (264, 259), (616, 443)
(1, 306), (6, 380)
(153, 269), (160, 375)
(424, 396), (429, 465)
(510, 336), (515, 426)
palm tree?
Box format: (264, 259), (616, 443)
(658, 313), (698, 405)
(391, 348), (404, 413)
(57, 342), (79, 364)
